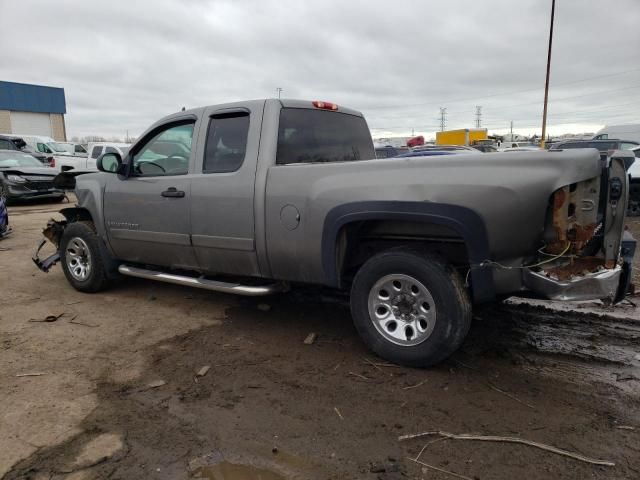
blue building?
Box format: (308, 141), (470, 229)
(0, 81), (67, 141)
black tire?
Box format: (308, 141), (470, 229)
(350, 249), (472, 367)
(60, 221), (111, 292)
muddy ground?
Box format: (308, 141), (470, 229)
(1, 200), (639, 480)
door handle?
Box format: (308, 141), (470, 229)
(161, 187), (185, 198)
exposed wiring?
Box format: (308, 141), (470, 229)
(464, 243), (572, 287)
(480, 243), (572, 270)
(537, 244), (575, 258)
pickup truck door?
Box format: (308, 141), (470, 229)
(188, 101), (264, 276)
(103, 120), (200, 270)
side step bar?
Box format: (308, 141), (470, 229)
(118, 265), (287, 296)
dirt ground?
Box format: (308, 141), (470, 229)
(1, 199), (639, 480)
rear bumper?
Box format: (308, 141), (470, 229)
(522, 231), (635, 303)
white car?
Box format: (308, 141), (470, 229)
(85, 143), (131, 170)
(52, 142), (88, 157)
(594, 124), (640, 144)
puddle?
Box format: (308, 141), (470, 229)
(193, 461), (285, 480)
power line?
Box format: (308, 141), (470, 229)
(369, 98), (640, 132)
(359, 67), (640, 111)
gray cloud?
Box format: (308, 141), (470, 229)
(1, 0), (639, 139)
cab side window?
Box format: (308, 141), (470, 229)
(132, 122), (194, 176)
(91, 146), (102, 159)
(203, 113), (249, 173)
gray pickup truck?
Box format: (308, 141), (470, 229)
(33, 99), (636, 367)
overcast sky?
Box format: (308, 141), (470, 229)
(1, 0), (639, 140)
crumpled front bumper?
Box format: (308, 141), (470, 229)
(522, 231), (636, 303)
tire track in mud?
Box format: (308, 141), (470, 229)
(468, 302), (640, 394)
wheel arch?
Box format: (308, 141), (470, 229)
(321, 201), (495, 303)
(60, 207), (94, 224)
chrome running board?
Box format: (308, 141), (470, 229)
(118, 265), (286, 296)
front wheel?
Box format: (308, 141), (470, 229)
(350, 250), (472, 367)
(60, 221), (111, 292)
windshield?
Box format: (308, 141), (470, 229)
(51, 142), (75, 154)
(48, 142), (69, 153)
(0, 152), (43, 168)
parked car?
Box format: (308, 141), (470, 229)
(499, 142), (537, 150)
(400, 145), (482, 157)
(13, 134), (62, 154)
(85, 143), (131, 170)
(396, 150), (458, 158)
(0, 134), (52, 165)
(411, 145), (481, 153)
(550, 139), (639, 155)
(37, 143), (131, 172)
(0, 150), (64, 203)
(52, 142), (88, 157)
(471, 144), (498, 152)
(501, 146), (542, 152)
(375, 146), (406, 158)
(594, 124), (640, 144)
(33, 99), (635, 367)
(12, 134), (80, 170)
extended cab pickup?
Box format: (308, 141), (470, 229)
(33, 99), (636, 367)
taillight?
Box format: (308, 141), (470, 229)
(312, 100), (338, 111)
(48, 157), (55, 167)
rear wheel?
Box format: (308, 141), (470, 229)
(60, 221), (111, 292)
(350, 250), (471, 367)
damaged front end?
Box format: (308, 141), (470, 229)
(32, 171), (95, 272)
(523, 152), (636, 303)
(32, 218), (68, 272)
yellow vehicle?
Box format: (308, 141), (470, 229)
(436, 128), (488, 146)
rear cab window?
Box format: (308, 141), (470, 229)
(276, 108), (374, 165)
(203, 112), (250, 173)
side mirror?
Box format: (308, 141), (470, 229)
(97, 152), (122, 173)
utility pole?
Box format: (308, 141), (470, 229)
(475, 106), (482, 128)
(540, 0), (555, 149)
(411, 128), (415, 136)
(510, 121), (513, 135)
(276, 87), (283, 99)
(439, 107), (447, 131)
